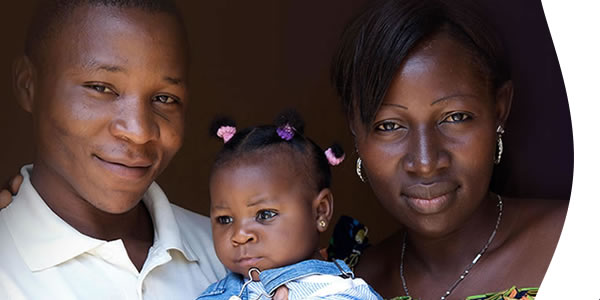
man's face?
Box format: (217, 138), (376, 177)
(29, 5), (188, 213)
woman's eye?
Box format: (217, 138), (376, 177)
(443, 112), (471, 123)
(256, 210), (278, 222)
(216, 216), (233, 225)
(154, 94), (179, 104)
(375, 121), (401, 131)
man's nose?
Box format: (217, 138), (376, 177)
(109, 96), (159, 144)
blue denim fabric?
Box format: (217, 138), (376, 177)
(196, 259), (382, 300)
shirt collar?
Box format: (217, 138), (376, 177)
(142, 182), (199, 262)
(3, 164), (198, 272)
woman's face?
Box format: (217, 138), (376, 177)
(352, 33), (511, 237)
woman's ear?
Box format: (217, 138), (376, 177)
(495, 80), (514, 127)
(13, 55), (35, 113)
(313, 188), (334, 233)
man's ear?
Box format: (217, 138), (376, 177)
(313, 188), (334, 233)
(495, 80), (513, 127)
(12, 55), (35, 113)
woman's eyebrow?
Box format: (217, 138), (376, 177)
(431, 94), (478, 106)
(381, 103), (408, 109)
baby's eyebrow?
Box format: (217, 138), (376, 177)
(163, 76), (183, 85)
(246, 197), (271, 208)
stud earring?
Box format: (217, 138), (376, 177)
(356, 157), (367, 183)
(494, 125), (504, 165)
(319, 220), (327, 228)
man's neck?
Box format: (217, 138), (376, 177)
(30, 164), (155, 271)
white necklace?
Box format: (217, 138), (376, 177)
(400, 195), (503, 300)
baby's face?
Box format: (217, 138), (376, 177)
(209, 154), (322, 277)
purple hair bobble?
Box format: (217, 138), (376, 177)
(277, 124), (295, 141)
(325, 148), (345, 166)
(217, 126), (236, 143)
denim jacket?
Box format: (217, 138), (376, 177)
(196, 259), (383, 300)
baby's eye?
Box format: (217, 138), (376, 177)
(375, 121), (401, 131)
(216, 216), (233, 225)
(442, 112), (471, 123)
(256, 210), (278, 222)
(154, 94), (179, 104)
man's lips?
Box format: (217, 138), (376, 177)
(93, 155), (153, 179)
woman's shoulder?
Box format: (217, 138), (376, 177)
(504, 197), (568, 239)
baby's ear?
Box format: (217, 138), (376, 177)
(12, 55), (36, 113)
(313, 188), (334, 233)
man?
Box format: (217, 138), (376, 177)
(0, 1), (229, 299)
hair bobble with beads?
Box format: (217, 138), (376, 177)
(324, 144), (345, 166)
(217, 126), (236, 143)
(276, 124), (295, 141)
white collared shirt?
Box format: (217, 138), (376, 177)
(0, 165), (227, 300)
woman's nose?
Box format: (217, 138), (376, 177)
(402, 126), (449, 176)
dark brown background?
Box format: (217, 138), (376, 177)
(0, 0), (572, 245)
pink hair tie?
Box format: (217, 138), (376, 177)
(217, 126), (236, 143)
(325, 148), (345, 166)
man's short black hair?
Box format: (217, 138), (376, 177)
(25, 0), (184, 67)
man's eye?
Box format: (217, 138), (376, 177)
(376, 122), (401, 131)
(216, 216), (233, 225)
(85, 84), (115, 95)
(442, 112), (471, 123)
(154, 94), (179, 104)
(256, 210), (278, 221)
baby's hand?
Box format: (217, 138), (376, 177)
(0, 174), (23, 209)
(273, 286), (289, 300)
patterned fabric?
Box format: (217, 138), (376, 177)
(327, 215), (370, 270)
(327, 217), (539, 300)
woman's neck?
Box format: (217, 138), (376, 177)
(403, 193), (503, 275)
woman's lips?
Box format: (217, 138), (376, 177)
(402, 182), (459, 214)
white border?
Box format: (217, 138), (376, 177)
(538, 1), (600, 299)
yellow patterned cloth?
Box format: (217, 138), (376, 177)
(389, 286), (537, 300)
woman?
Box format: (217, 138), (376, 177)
(330, 0), (568, 299)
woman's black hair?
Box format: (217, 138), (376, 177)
(331, 0), (509, 127)
(209, 109), (345, 192)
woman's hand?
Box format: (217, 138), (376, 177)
(0, 174), (23, 209)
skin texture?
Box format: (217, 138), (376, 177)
(11, 5), (189, 271)
(351, 33), (567, 299)
(210, 149), (333, 279)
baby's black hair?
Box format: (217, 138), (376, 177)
(209, 109), (345, 192)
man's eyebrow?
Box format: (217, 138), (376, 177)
(82, 59), (126, 73)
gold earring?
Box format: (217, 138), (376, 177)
(319, 220), (327, 228)
(356, 157), (366, 183)
(494, 125), (504, 164)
